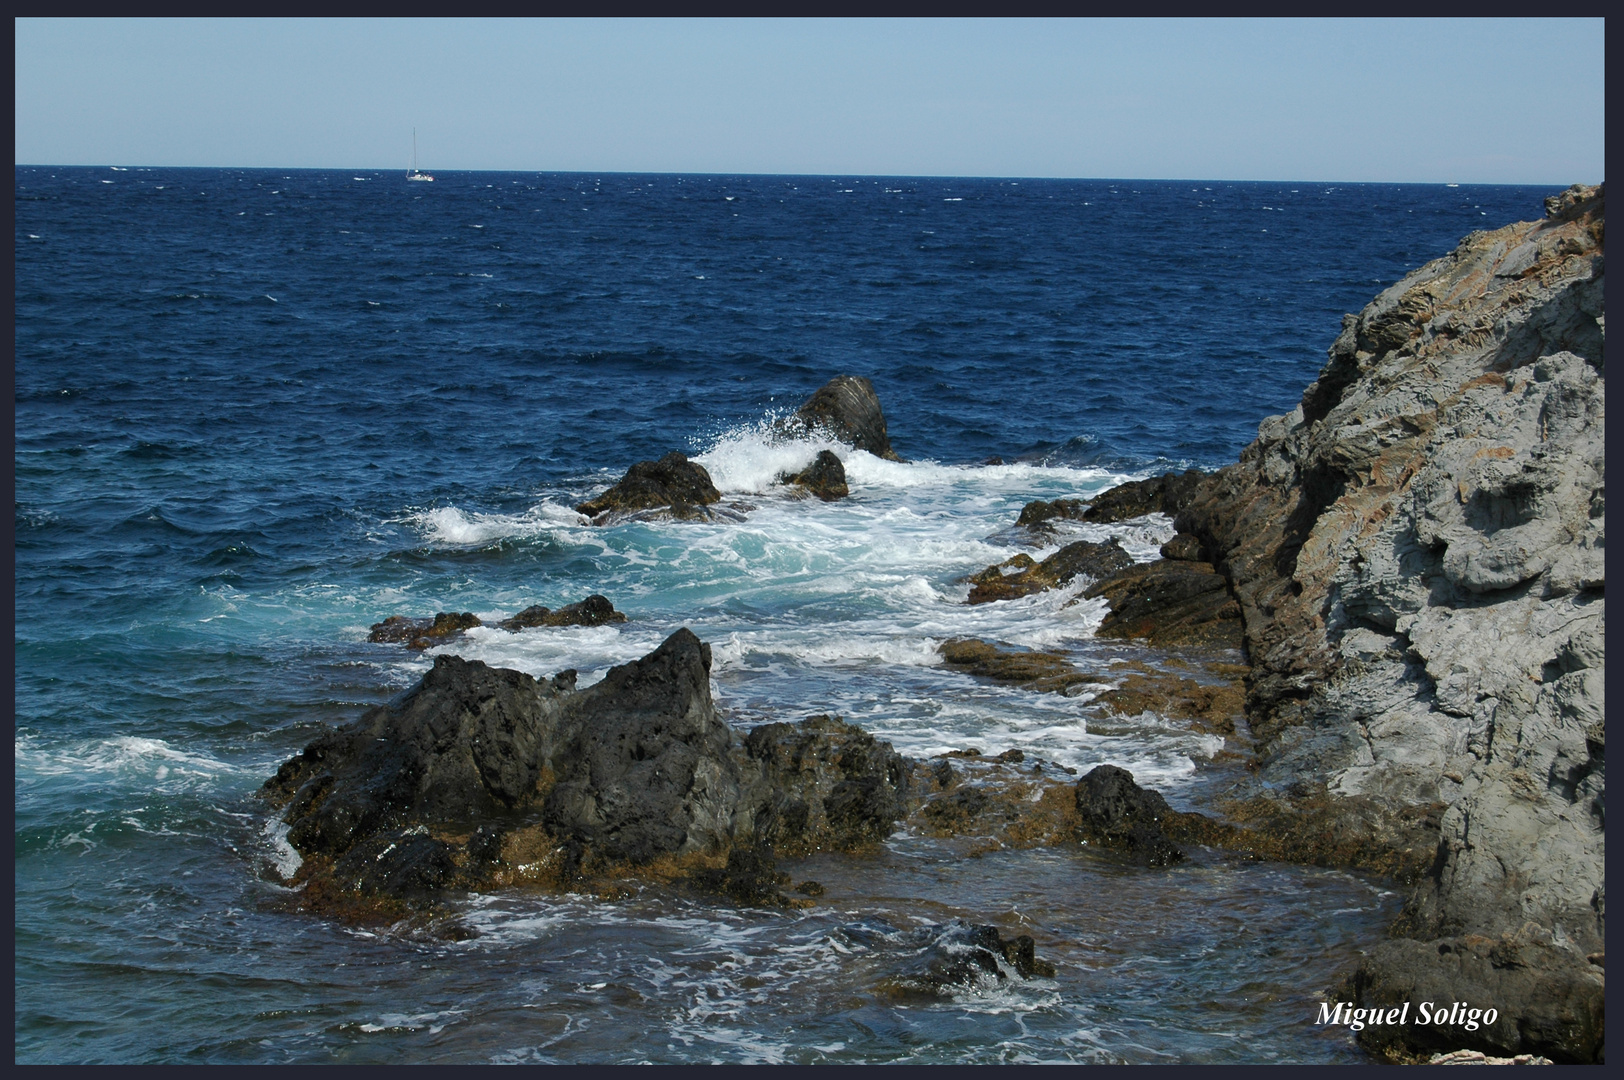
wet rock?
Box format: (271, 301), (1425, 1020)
(1094, 664), (1244, 736)
(1084, 559), (1242, 650)
(685, 846), (796, 908)
(1335, 925), (1604, 1063)
(965, 538), (1132, 604)
(496, 594), (628, 632)
(368, 611), (482, 650)
(777, 448), (849, 501)
(1081, 470), (1206, 523)
(1073, 765), (1186, 866)
(740, 714), (911, 854)
(575, 451), (722, 522)
(937, 638), (1091, 694)
(782, 375), (902, 461)
(264, 630), (914, 916)
(1015, 497), (1088, 528)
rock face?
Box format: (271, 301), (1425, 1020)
(575, 451), (722, 522)
(1083, 559), (1243, 650)
(263, 629), (911, 913)
(784, 375), (902, 461)
(1081, 469), (1206, 523)
(965, 539), (1132, 604)
(777, 448), (850, 501)
(1165, 184), (1605, 1061)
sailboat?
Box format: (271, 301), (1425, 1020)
(407, 129), (434, 182)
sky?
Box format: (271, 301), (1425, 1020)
(14, 18), (1605, 184)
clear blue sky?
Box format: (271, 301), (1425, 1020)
(14, 18), (1605, 184)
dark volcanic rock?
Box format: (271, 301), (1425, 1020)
(1083, 559), (1242, 650)
(1081, 470), (1205, 523)
(740, 714), (910, 854)
(368, 611), (482, 650)
(965, 539), (1132, 604)
(1015, 498), (1088, 528)
(777, 449), (849, 501)
(264, 630), (913, 916)
(1334, 929), (1605, 1063)
(684, 845), (800, 908)
(535, 629), (739, 864)
(575, 451), (722, 522)
(497, 595), (628, 632)
(783, 375), (902, 461)
(1073, 765), (1186, 866)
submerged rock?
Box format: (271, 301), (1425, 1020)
(964, 538), (1132, 604)
(781, 375), (902, 461)
(875, 922), (1056, 999)
(937, 638), (1092, 694)
(575, 451), (722, 522)
(776, 448), (849, 501)
(496, 595), (628, 631)
(262, 629), (911, 915)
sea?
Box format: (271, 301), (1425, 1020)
(14, 167), (1559, 1063)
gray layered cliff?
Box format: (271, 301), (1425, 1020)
(1176, 184), (1604, 1059)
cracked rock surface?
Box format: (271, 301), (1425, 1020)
(1167, 184), (1605, 1061)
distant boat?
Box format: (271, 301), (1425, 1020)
(407, 129), (434, 182)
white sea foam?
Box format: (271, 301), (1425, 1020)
(371, 427), (1222, 797)
(263, 819), (302, 880)
(16, 733), (244, 787)
(406, 501), (587, 546)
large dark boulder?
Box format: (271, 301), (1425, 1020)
(263, 630), (913, 915)
(1073, 764), (1186, 866)
(538, 628), (739, 863)
(783, 375), (902, 461)
(575, 452), (722, 522)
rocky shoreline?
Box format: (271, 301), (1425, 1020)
(262, 187), (1602, 1059)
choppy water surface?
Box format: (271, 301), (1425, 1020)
(15, 168), (1557, 1062)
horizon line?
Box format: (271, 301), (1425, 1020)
(13, 163), (1591, 189)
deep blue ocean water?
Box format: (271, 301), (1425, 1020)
(15, 167), (1559, 1063)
